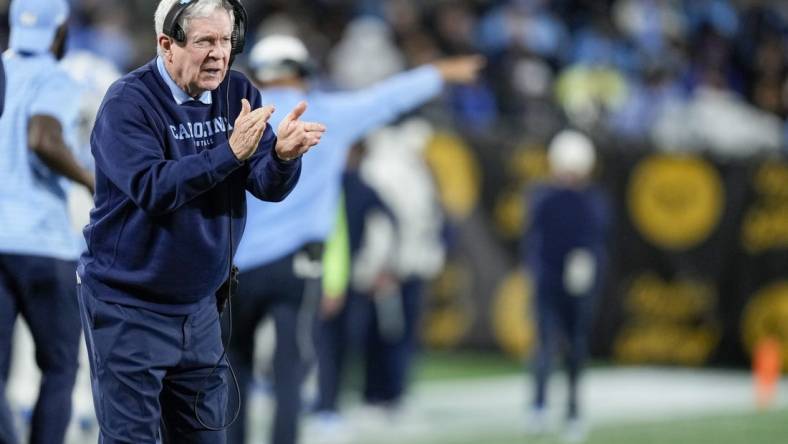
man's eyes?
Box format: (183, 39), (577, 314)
(192, 38), (232, 48)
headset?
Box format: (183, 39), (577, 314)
(161, 0), (248, 433)
(162, 0), (248, 59)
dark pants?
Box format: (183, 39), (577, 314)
(531, 280), (594, 419)
(77, 284), (228, 444)
(0, 254), (81, 444)
(362, 278), (422, 405)
(314, 289), (367, 413)
(316, 279), (423, 410)
(227, 250), (322, 444)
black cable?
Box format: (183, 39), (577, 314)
(192, 65), (242, 432)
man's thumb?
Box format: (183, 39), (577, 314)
(284, 101), (307, 123)
(239, 98), (251, 117)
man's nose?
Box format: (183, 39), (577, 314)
(207, 46), (227, 60)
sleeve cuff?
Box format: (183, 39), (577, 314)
(270, 138), (302, 173)
(207, 142), (244, 181)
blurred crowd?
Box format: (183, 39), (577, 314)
(3, 1), (788, 443)
(0, 0), (787, 159)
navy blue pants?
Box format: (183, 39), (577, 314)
(77, 284), (228, 444)
(0, 254), (81, 444)
(315, 278), (423, 410)
(362, 278), (422, 405)
(531, 281), (594, 419)
(314, 288), (368, 413)
(227, 251), (321, 444)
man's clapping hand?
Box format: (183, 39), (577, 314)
(229, 98), (275, 161)
(274, 101), (326, 161)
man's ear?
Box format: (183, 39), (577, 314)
(158, 34), (173, 58)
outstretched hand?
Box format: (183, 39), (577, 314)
(433, 55), (486, 84)
(274, 101), (326, 161)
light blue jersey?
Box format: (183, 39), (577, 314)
(234, 65), (442, 271)
(0, 51), (83, 260)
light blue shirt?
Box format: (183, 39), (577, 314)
(156, 56), (212, 105)
(0, 51), (84, 260)
(234, 65), (442, 271)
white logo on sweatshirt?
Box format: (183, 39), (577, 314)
(169, 117), (234, 145)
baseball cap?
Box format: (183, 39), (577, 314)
(249, 34), (311, 82)
(9, 0), (70, 54)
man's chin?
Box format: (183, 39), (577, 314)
(199, 79), (223, 91)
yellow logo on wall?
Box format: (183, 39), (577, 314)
(491, 270), (536, 359)
(493, 146), (550, 240)
(742, 281), (788, 370)
(424, 131), (482, 221)
(494, 189), (525, 240)
(613, 273), (720, 365)
(422, 261), (474, 348)
(741, 161), (788, 254)
(628, 154), (723, 250)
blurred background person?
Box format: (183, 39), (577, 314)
(228, 33), (483, 444)
(522, 130), (611, 443)
(311, 142), (398, 443)
(59, 49), (122, 439)
(0, 0), (94, 443)
(358, 117), (448, 415)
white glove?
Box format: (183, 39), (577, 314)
(563, 248), (596, 296)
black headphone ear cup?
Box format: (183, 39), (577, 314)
(174, 24), (185, 43)
(162, 0), (193, 42)
(230, 1), (247, 55)
(231, 26), (239, 53)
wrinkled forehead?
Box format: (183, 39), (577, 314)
(185, 8), (233, 38)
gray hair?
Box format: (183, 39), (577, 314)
(154, 0), (235, 55)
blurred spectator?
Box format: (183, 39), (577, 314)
(684, 0), (739, 38)
(328, 16), (405, 89)
(555, 61), (628, 130)
(609, 58), (685, 141)
(478, 0), (569, 60)
(67, 2), (135, 69)
(651, 68), (783, 157)
(0, 0), (782, 156)
(613, 0), (686, 56)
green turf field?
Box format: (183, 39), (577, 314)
(415, 349), (523, 381)
(426, 408), (788, 444)
(367, 350), (788, 444)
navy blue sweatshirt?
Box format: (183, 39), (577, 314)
(79, 59), (301, 314)
(523, 184), (611, 297)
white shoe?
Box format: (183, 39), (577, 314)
(304, 412), (354, 444)
(562, 417), (588, 443)
(524, 408), (548, 436)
